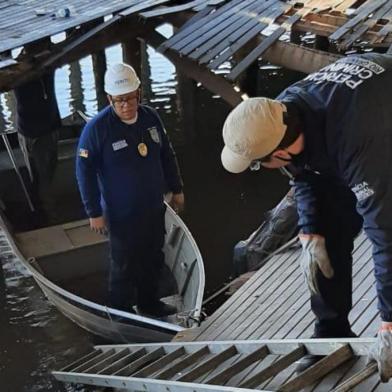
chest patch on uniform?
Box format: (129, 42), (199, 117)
(79, 148), (89, 158)
(148, 127), (160, 143)
(112, 140), (128, 151)
(352, 181), (375, 202)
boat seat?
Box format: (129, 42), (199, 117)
(15, 219), (106, 259)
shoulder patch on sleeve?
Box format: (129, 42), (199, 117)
(148, 126), (160, 144)
(352, 181), (375, 202)
(79, 148), (89, 158)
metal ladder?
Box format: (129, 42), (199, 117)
(52, 338), (386, 391)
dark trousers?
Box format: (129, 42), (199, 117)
(18, 131), (59, 217)
(108, 206), (166, 312)
(310, 185), (363, 337)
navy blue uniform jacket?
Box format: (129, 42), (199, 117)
(277, 53), (392, 321)
(76, 105), (182, 222)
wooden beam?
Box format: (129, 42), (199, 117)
(277, 14), (392, 46)
(258, 38), (342, 75)
(0, 17), (152, 92)
(144, 28), (244, 107)
(227, 14), (302, 81)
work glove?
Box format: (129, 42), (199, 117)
(299, 234), (334, 295)
(368, 327), (392, 382)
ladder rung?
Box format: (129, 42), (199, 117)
(240, 345), (306, 389)
(84, 348), (131, 374)
(133, 347), (186, 378)
(72, 349), (115, 373)
(332, 362), (378, 392)
(279, 345), (353, 392)
(115, 347), (165, 377)
(177, 345), (238, 382)
(206, 345), (270, 385)
(98, 348), (145, 375)
(155, 346), (210, 380)
(60, 349), (102, 372)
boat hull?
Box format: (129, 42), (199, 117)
(1, 205), (205, 342)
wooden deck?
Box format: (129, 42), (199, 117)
(0, 0), (219, 53)
(159, 0), (392, 80)
(2, 0), (392, 92)
(174, 232), (391, 390)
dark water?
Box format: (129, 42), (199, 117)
(0, 28), (301, 390)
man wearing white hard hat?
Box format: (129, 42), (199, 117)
(76, 63), (184, 317)
(222, 53), (392, 380)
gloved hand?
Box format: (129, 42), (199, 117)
(368, 325), (392, 382)
(299, 234), (334, 294)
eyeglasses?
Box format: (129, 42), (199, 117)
(111, 93), (138, 107)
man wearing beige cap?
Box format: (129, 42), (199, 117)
(221, 53), (392, 380)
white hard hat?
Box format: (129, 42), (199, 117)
(104, 63), (140, 96)
(221, 97), (287, 173)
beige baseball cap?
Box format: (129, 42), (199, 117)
(221, 97), (287, 173)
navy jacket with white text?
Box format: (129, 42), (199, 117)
(277, 53), (392, 321)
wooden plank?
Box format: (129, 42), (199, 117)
(279, 345), (353, 392)
(239, 346), (306, 388)
(227, 14), (301, 81)
(199, 251), (300, 341)
(339, 3), (392, 49)
(372, 23), (392, 44)
(187, 0), (280, 60)
(160, 0), (247, 50)
(132, 347), (186, 378)
(190, 250), (295, 340)
(333, 0), (358, 14)
(205, 3), (290, 67)
(141, 0), (207, 18)
(177, 346), (238, 382)
(329, 0), (389, 42)
(145, 29), (243, 108)
(172, 5), (214, 35)
(309, 358), (358, 392)
(0, 0), (147, 53)
(177, 0), (260, 54)
(281, 240), (372, 340)
(332, 363), (378, 392)
(154, 346), (210, 379)
(228, 252), (303, 340)
(194, 0), (226, 12)
(353, 296), (378, 336)
(205, 345), (269, 385)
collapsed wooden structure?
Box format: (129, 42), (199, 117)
(1, 0), (392, 105)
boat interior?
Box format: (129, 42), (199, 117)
(0, 131), (202, 321)
(12, 215), (201, 317)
